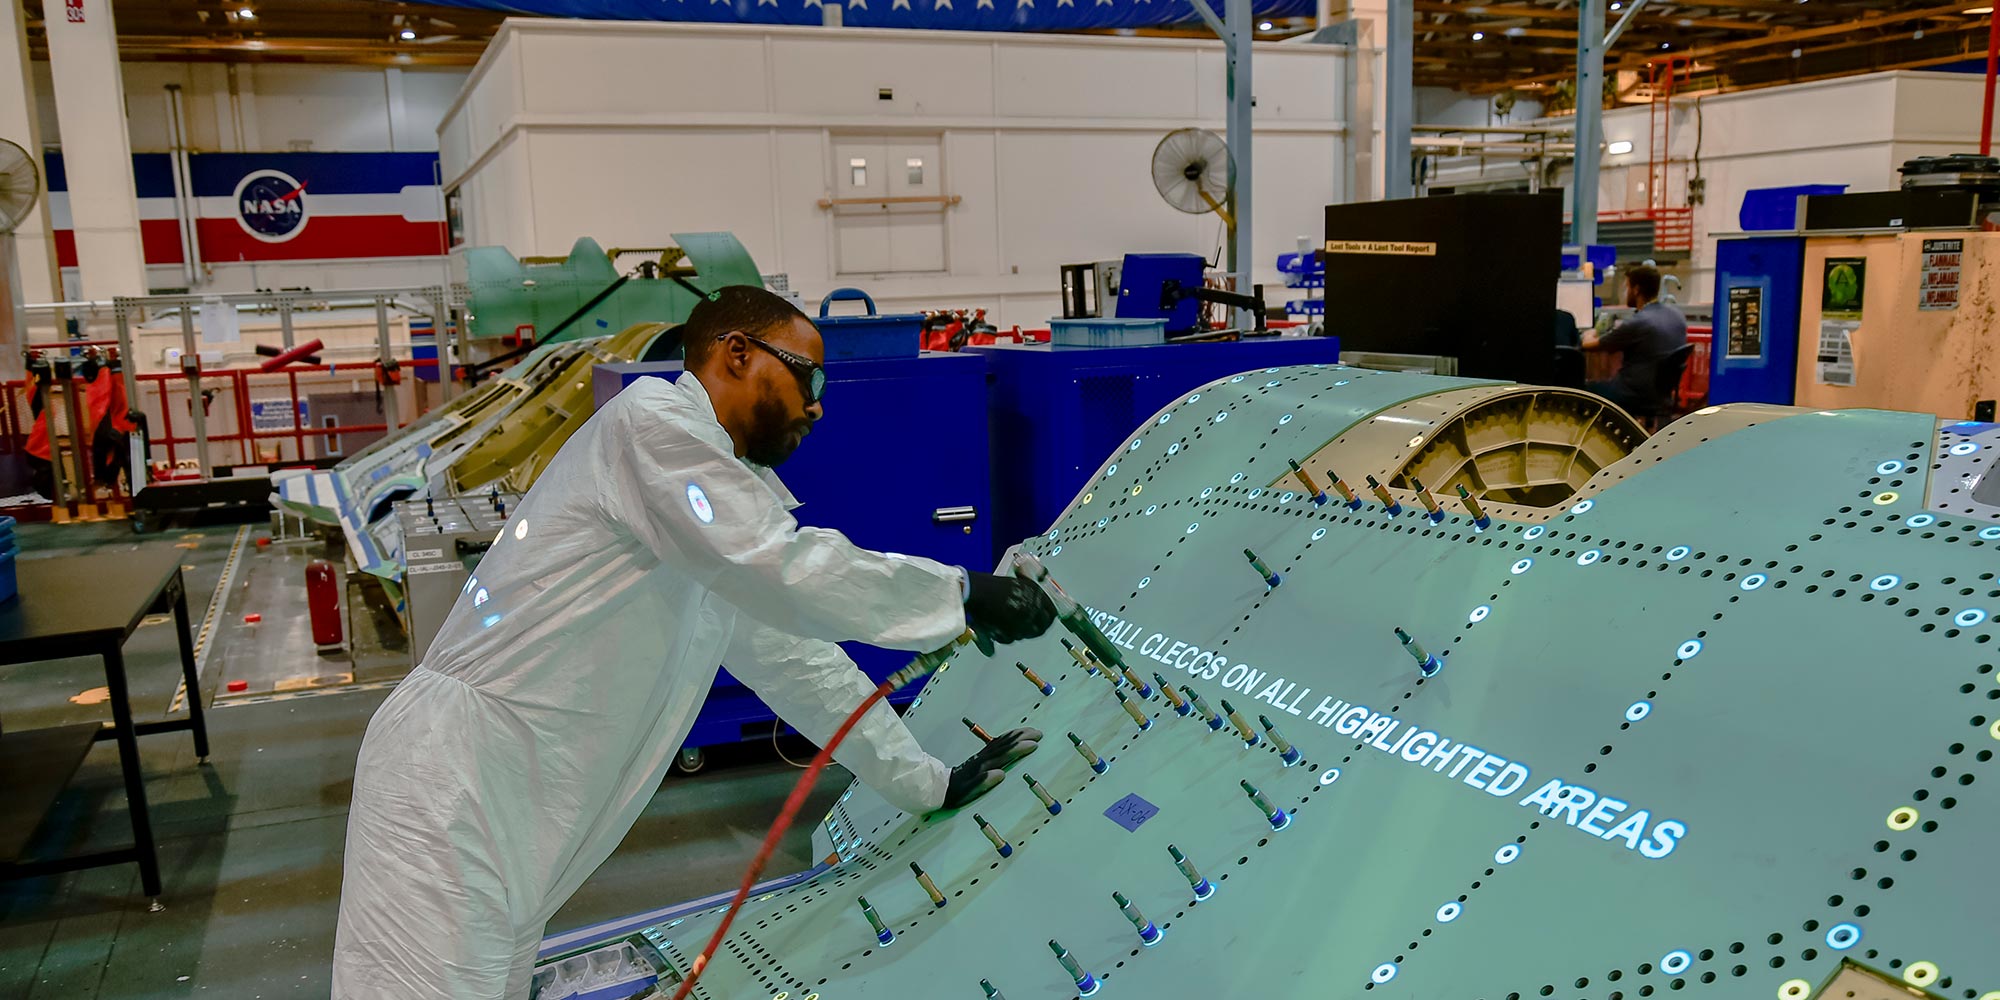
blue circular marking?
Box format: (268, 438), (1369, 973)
(1230, 375), (1246, 383)
(1280, 492), (1297, 503)
(1188, 393), (1202, 402)
(1047, 528), (1060, 540)
(1096, 518), (1108, 527)
(1138, 577), (1151, 589)
(1661, 950), (1692, 975)
(1678, 639), (1703, 659)
(1334, 379), (1350, 386)
(1215, 412), (1229, 424)
(1319, 767), (1341, 785)
(1201, 487), (1214, 498)
(1371, 963), (1398, 985)
(1666, 546), (1691, 561)
(1578, 549), (1601, 566)
(1826, 923), (1861, 950)
(1957, 608), (1988, 627)
(1051, 545), (1062, 555)
(1877, 460), (1904, 475)
(1231, 473), (1246, 484)
(1494, 844), (1520, 865)
(1626, 701), (1652, 722)
(1435, 902), (1462, 923)
(1144, 505), (1157, 516)
(1265, 367), (1280, 373)
(1871, 574), (1901, 591)
(1167, 443), (1181, 455)
(1525, 525), (1546, 540)
(1128, 439), (1143, 452)
(1983, 526), (2000, 540)
(1907, 514), (1936, 527)
(1186, 523), (1199, 535)
(1279, 414), (1293, 425)
(1740, 574), (1767, 591)
(1312, 528), (1327, 540)
(1512, 558), (1534, 574)
(1158, 413), (1172, 425)
(1265, 380), (1282, 388)
(1107, 464), (1118, 475)
(1951, 441), (1980, 456)
(1248, 489), (1264, 499)
(1469, 605), (1491, 623)
(1571, 499), (1595, 515)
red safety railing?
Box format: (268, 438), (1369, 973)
(0, 357), (424, 517)
(1598, 207), (1695, 254)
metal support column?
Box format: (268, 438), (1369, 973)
(177, 307), (210, 478)
(1572, 0), (1608, 246)
(1226, 0), (1255, 329)
(1385, 0), (1414, 200)
(374, 296), (401, 433)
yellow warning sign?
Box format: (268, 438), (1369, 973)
(1324, 239), (1438, 257)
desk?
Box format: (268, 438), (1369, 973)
(0, 547), (209, 905)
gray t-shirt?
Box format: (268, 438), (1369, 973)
(1601, 302), (1689, 399)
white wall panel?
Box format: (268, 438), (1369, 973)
(773, 129), (831, 281)
(944, 131), (1000, 280)
(522, 30), (769, 117)
(523, 129), (778, 259)
(995, 44), (1198, 120)
(995, 131), (1206, 275)
(466, 40), (522, 167)
(772, 36), (994, 118)
(1256, 50), (1341, 122)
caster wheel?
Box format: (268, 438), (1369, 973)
(671, 747), (707, 775)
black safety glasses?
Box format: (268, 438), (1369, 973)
(744, 335), (827, 403)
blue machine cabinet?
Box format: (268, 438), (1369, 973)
(1710, 236), (1805, 405)
(970, 336), (1340, 558)
(592, 353), (992, 756)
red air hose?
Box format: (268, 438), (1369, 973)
(667, 627), (975, 1000)
(665, 681), (888, 1000)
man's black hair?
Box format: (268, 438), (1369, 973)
(680, 284), (812, 369)
(1626, 264), (1662, 303)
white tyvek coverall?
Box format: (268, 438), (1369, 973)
(332, 373), (966, 999)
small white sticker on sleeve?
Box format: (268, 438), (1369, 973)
(687, 483), (715, 524)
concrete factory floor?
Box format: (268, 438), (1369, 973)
(0, 518), (844, 999)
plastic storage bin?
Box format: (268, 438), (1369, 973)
(814, 288), (922, 360)
(1739, 185), (1847, 232)
(1048, 317), (1167, 349)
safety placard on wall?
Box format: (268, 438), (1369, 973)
(1816, 319), (1858, 387)
(1920, 238), (1963, 311)
(1323, 240), (1438, 256)
(1725, 285), (1763, 359)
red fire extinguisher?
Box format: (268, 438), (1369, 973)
(306, 559), (344, 649)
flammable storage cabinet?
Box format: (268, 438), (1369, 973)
(398, 492), (524, 666)
(592, 353), (991, 758)
(969, 336), (1340, 559)
(1709, 235), (1805, 405)
(1795, 229), (2000, 417)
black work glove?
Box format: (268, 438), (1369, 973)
(963, 571), (1057, 656)
(942, 727), (1042, 810)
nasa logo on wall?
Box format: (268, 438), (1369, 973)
(233, 169), (309, 242)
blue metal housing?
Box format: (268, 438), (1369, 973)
(1710, 236), (1805, 405)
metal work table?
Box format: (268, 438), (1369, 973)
(0, 547), (209, 907)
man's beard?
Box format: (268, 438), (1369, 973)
(744, 394), (805, 468)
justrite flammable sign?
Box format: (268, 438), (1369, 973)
(1084, 605), (1690, 859)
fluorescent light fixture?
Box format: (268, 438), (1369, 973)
(1607, 139), (1634, 155)
(400, 28), (417, 39)
(1968, 5), (1994, 12)
(238, 7), (255, 18)
(1610, 2), (1620, 8)
(1259, 20), (1274, 30)
(1472, 31), (1485, 40)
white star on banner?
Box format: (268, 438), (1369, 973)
(1016, 0), (1032, 8)
(1057, 0), (1072, 6)
(935, 0), (952, 8)
(977, 0), (993, 8)
(805, 0), (822, 6)
(758, 0), (777, 6)
(893, 0), (910, 8)
(849, 0), (867, 8)
(1095, 0), (1112, 5)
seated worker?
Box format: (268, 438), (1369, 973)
(333, 285), (1057, 1000)
(1583, 264), (1687, 414)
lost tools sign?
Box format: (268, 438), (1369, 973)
(1920, 238), (1963, 311)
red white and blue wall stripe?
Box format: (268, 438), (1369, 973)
(45, 151), (447, 267)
